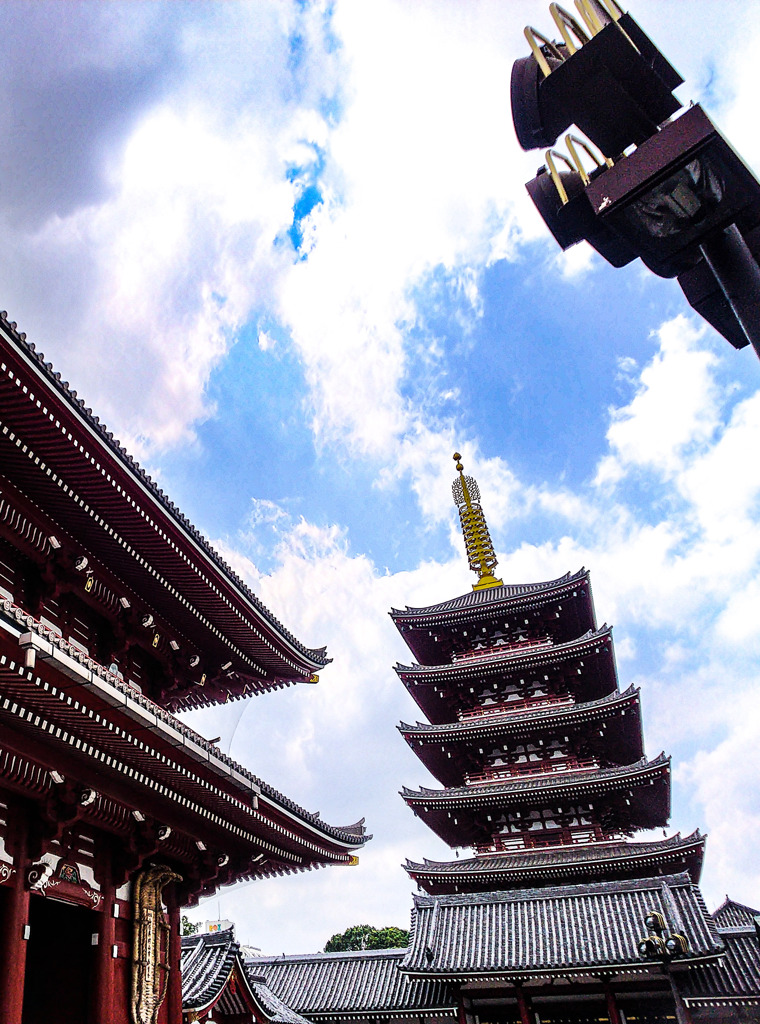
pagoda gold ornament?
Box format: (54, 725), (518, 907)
(452, 453), (503, 590)
(131, 864), (182, 1024)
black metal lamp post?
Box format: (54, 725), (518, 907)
(638, 910), (691, 1024)
(511, 0), (760, 360)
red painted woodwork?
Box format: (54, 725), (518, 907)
(515, 985), (533, 1024)
(0, 807), (30, 1024)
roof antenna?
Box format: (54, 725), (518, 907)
(452, 453), (503, 591)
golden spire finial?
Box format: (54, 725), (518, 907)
(452, 452), (503, 591)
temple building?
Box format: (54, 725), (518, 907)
(384, 454), (757, 1023)
(394, 460), (704, 894)
(0, 310), (368, 1024)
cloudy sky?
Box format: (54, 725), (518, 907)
(2, 0), (760, 953)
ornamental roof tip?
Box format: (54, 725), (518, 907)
(0, 310), (328, 668)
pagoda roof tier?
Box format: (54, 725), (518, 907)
(399, 685), (644, 787)
(397, 626), (616, 725)
(401, 873), (722, 981)
(403, 829), (706, 893)
(391, 569), (594, 665)
(401, 754), (670, 846)
(0, 314), (328, 705)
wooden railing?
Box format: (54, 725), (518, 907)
(476, 826), (619, 855)
(458, 693), (574, 721)
(452, 636), (552, 663)
(465, 757), (599, 786)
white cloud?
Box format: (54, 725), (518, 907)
(596, 315), (719, 484)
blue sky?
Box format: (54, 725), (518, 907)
(2, 0), (760, 953)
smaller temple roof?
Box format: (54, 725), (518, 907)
(684, 899), (760, 1008)
(404, 830), (706, 891)
(399, 687), (644, 789)
(182, 927), (311, 1023)
(712, 897), (760, 930)
(254, 949), (456, 1020)
(402, 873), (722, 979)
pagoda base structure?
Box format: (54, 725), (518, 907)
(0, 311), (367, 1023)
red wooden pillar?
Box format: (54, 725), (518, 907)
(0, 806), (30, 1024)
(91, 872), (117, 1024)
(515, 985), (533, 1024)
(166, 896), (183, 1024)
(604, 981), (622, 1024)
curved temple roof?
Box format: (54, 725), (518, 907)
(399, 684), (641, 742)
(0, 595), (368, 865)
(404, 830), (706, 892)
(402, 753), (670, 807)
(391, 569), (591, 622)
(254, 949), (456, 1020)
(401, 873), (723, 979)
(0, 312), (328, 697)
(182, 928), (312, 1023)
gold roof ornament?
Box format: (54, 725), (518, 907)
(452, 453), (503, 591)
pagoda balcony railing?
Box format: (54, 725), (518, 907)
(458, 693), (574, 722)
(465, 757), (599, 786)
(452, 636), (552, 664)
(476, 825), (621, 855)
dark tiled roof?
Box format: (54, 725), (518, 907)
(405, 830), (705, 881)
(391, 569), (589, 620)
(401, 753), (669, 805)
(395, 626), (611, 678)
(0, 311), (327, 668)
(182, 928), (311, 1023)
(399, 685), (640, 741)
(253, 949), (456, 1018)
(684, 929), (760, 1005)
(402, 873), (722, 977)
(712, 897), (760, 929)
(248, 975), (316, 1024)
(182, 928), (244, 1011)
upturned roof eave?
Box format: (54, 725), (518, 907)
(395, 625), (613, 680)
(398, 685), (641, 741)
(401, 753), (670, 805)
(0, 314), (327, 677)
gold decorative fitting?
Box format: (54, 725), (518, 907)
(451, 453), (503, 591)
(549, 3), (589, 54)
(131, 864), (182, 1024)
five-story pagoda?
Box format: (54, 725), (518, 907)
(394, 454), (704, 895)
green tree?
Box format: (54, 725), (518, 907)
(181, 915), (200, 936)
(324, 924), (409, 952)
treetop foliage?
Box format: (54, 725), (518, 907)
(324, 924), (410, 952)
